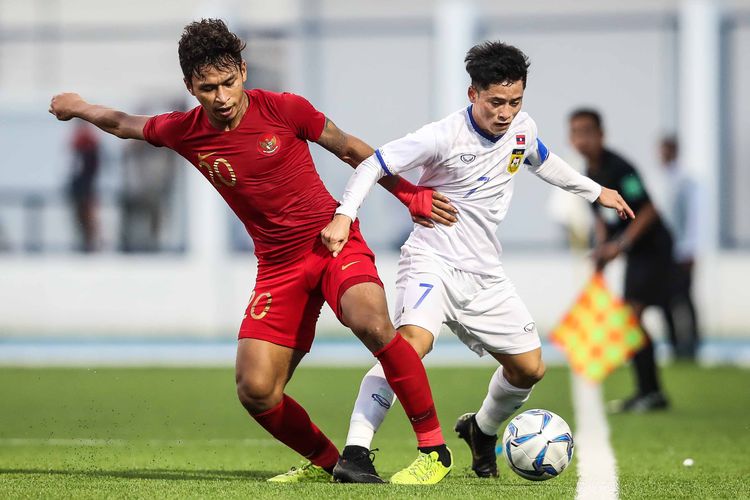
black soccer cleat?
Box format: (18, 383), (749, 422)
(454, 412), (498, 478)
(333, 446), (385, 483)
(607, 391), (670, 414)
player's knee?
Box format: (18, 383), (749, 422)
(399, 327), (433, 358)
(348, 313), (394, 351)
(235, 373), (282, 414)
(519, 361), (545, 386)
(506, 361), (545, 388)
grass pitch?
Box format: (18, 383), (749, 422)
(604, 364), (750, 499)
(0, 363), (748, 499)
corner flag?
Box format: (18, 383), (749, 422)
(550, 273), (646, 382)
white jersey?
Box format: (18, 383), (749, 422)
(336, 106), (601, 277)
(375, 108), (548, 276)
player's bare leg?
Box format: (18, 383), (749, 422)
(456, 348), (545, 478)
(235, 339), (338, 482)
(398, 324), (435, 357)
(336, 283), (451, 484)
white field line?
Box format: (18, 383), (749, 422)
(0, 438), (280, 447)
(572, 373), (619, 500)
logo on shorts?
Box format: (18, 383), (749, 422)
(258, 133), (281, 155)
(341, 260), (360, 271)
(524, 322), (536, 333)
(371, 393), (391, 409)
(460, 154), (476, 164)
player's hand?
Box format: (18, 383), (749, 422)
(430, 191), (458, 226)
(49, 93), (85, 121)
(410, 190), (458, 228)
(591, 241), (621, 270)
(596, 187), (635, 220)
(321, 214), (352, 257)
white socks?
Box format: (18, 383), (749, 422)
(345, 364), (532, 446)
(345, 362), (397, 449)
(474, 366), (532, 436)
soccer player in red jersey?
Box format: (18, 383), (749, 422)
(48, 19), (458, 484)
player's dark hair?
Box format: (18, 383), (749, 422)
(465, 41), (530, 90)
(569, 108), (603, 130)
(178, 19), (246, 80)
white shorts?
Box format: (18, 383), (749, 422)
(393, 247), (541, 357)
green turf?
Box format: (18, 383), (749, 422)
(3, 363), (748, 499)
(0, 366), (576, 499)
(604, 364), (750, 499)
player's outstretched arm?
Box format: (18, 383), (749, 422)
(316, 117), (374, 169)
(596, 187), (635, 220)
(528, 152), (634, 220)
(49, 93), (151, 140)
(316, 118), (456, 227)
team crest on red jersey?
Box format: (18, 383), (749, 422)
(258, 133), (281, 155)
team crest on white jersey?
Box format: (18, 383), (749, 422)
(507, 148), (525, 174)
(460, 154), (476, 164)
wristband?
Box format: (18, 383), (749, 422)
(393, 178), (433, 219)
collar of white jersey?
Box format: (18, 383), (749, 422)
(466, 105), (503, 143)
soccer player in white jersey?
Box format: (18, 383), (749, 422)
(321, 41), (634, 482)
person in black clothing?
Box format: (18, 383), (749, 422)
(569, 108), (671, 412)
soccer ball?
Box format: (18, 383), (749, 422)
(501, 409), (574, 481)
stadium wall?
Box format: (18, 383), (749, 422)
(0, 251), (746, 339)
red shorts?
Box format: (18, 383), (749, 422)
(238, 222), (383, 352)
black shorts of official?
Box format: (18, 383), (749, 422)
(624, 250), (675, 307)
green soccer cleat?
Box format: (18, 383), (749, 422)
(267, 461), (333, 483)
(390, 448), (453, 485)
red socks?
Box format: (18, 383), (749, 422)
(253, 335), (443, 463)
(252, 394), (339, 469)
(374, 333), (445, 447)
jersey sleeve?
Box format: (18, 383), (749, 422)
(374, 123), (440, 176)
(143, 112), (184, 149)
(277, 93), (326, 141)
(524, 138), (551, 167)
(527, 151), (601, 203)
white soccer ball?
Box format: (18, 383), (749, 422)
(501, 409), (574, 481)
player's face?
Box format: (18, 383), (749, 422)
(468, 80), (525, 137)
(569, 116), (604, 159)
(185, 62), (248, 128)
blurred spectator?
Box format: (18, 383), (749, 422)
(0, 222), (8, 252)
(657, 136), (701, 360)
(68, 121), (100, 252)
(569, 108), (674, 413)
(119, 132), (177, 253)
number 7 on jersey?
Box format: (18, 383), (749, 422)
(465, 176), (490, 198)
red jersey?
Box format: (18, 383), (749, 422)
(143, 89), (339, 263)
